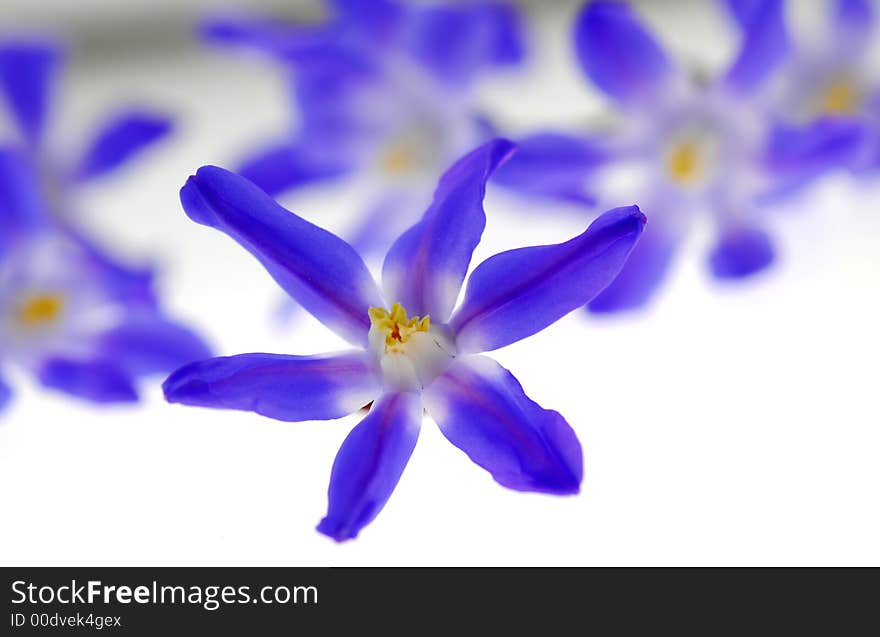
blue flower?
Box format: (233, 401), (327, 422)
(0, 39), (173, 191)
(201, 0), (525, 257)
(494, 0), (864, 313)
(0, 41), (211, 412)
(0, 148), (211, 409)
(741, 0), (880, 173)
(163, 139), (646, 541)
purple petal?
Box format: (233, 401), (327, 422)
(317, 391), (422, 542)
(164, 350), (381, 422)
(723, 0), (765, 28)
(331, 0), (404, 42)
(200, 14), (315, 52)
(237, 142), (349, 197)
(73, 111), (172, 182)
(833, 0), (874, 50)
(0, 40), (62, 144)
(180, 165), (384, 347)
(403, 2), (525, 88)
(424, 356), (582, 495)
(573, 1), (672, 106)
(0, 147), (49, 244)
(382, 138), (515, 323)
(588, 215), (680, 314)
(491, 132), (607, 204)
(61, 227), (157, 307)
(96, 314), (212, 378)
(708, 224), (775, 279)
(723, 0), (788, 94)
(762, 118), (869, 195)
(0, 375), (12, 413)
(37, 358), (138, 403)
(451, 206), (646, 353)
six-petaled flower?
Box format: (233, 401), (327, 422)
(163, 139), (646, 541)
(494, 0), (864, 313)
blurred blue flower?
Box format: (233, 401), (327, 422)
(0, 148), (211, 410)
(202, 0), (525, 257)
(0, 39), (173, 196)
(0, 41), (211, 411)
(743, 0), (880, 173)
(163, 139), (646, 541)
(495, 0), (864, 313)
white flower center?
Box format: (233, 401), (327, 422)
(368, 303), (455, 392)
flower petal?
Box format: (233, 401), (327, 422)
(763, 118), (869, 188)
(403, 2), (525, 88)
(73, 111), (173, 182)
(708, 224), (775, 279)
(37, 358), (139, 403)
(492, 132), (607, 204)
(0, 40), (62, 144)
(424, 356), (582, 494)
(331, 0), (404, 42)
(723, 0), (788, 94)
(587, 216), (681, 313)
(237, 142), (348, 197)
(96, 314), (212, 377)
(833, 0), (874, 50)
(573, 1), (672, 106)
(180, 165), (384, 347)
(451, 206), (646, 353)
(723, 0), (765, 28)
(0, 147), (49, 244)
(381, 138), (515, 322)
(163, 351), (381, 422)
(62, 228), (157, 307)
(0, 374), (12, 413)
(317, 391), (422, 542)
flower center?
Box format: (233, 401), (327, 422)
(820, 78), (858, 115)
(666, 139), (702, 186)
(367, 302), (454, 392)
(379, 141), (420, 176)
(369, 303), (430, 353)
(17, 293), (65, 328)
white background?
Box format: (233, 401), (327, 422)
(1, 1), (878, 565)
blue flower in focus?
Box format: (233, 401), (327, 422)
(163, 139), (646, 541)
(0, 40), (211, 411)
(0, 149), (211, 410)
(495, 1), (864, 313)
(202, 0), (525, 257)
(745, 0), (880, 173)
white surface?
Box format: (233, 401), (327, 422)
(1, 2), (879, 566)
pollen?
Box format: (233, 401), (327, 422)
(17, 293), (65, 328)
(820, 78), (858, 115)
(666, 139), (702, 186)
(369, 303), (431, 353)
(380, 141), (418, 175)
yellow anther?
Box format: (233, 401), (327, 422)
(380, 141), (418, 175)
(820, 78), (858, 115)
(369, 302), (431, 353)
(667, 139), (702, 186)
(17, 293), (64, 328)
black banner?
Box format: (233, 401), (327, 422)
(2, 568), (877, 634)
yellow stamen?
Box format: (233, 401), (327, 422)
(820, 79), (858, 115)
(667, 140), (702, 186)
(18, 293), (64, 328)
(369, 302), (431, 353)
(380, 141), (418, 175)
